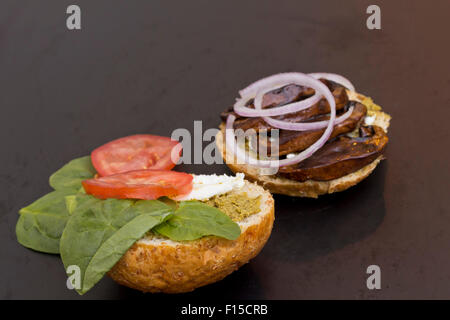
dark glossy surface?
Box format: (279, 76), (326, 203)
(1, 0), (449, 299)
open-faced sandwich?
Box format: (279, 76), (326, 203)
(16, 134), (274, 294)
(216, 72), (391, 198)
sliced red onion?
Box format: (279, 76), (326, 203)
(262, 106), (353, 131)
(234, 72), (328, 118)
(234, 72), (354, 118)
(308, 72), (355, 91)
(225, 114), (275, 167)
(226, 73), (337, 168)
(238, 74), (292, 98)
(238, 72), (354, 99)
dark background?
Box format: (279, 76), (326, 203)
(1, 0), (449, 299)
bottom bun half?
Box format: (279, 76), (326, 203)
(108, 181), (274, 293)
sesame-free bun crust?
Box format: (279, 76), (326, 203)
(216, 90), (391, 198)
(108, 181), (274, 293)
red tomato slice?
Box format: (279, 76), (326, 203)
(82, 170), (193, 200)
(91, 134), (182, 176)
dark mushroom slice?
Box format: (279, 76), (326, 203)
(277, 125), (388, 182)
(259, 101), (367, 156)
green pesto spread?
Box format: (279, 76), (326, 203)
(204, 192), (261, 222)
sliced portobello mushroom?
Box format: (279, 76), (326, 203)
(277, 125), (388, 182)
(260, 101), (367, 156)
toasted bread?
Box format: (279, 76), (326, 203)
(108, 181), (274, 293)
(215, 91), (391, 198)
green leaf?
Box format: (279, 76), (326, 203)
(154, 201), (241, 241)
(59, 195), (172, 295)
(49, 156), (96, 192)
(16, 156), (96, 254)
(64, 195), (78, 215)
(16, 190), (75, 254)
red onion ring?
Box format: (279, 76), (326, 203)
(308, 72), (355, 91)
(225, 114), (272, 167)
(235, 72), (354, 118)
(234, 73), (326, 117)
(226, 73), (337, 168)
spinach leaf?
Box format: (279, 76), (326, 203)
(64, 195), (78, 215)
(154, 201), (241, 241)
(16, 156), (96, 254)
(49, 156), (96, 192)
(16, 190), (75, 254)
(60, 195), (172, 295)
